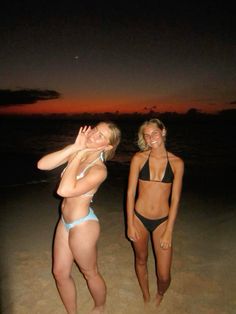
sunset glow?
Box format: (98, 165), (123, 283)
(0, 95), (229, 115)
(0, 3), (235, 115)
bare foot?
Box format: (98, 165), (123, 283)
(143, 293), (151, 303)
(90, 305), (105, 314)
(155, 293), (163, 306)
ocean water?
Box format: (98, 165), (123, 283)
(1, 115), (235, 198)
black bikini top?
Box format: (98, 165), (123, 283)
(139, 152), (174, 183)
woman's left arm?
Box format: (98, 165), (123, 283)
(160, 157), (184, 249)
(57, 150), (107, 198)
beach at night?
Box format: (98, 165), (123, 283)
(1, 168), (235, 314)
(1, 2), (236, 313)
(1, 115), (235, 313)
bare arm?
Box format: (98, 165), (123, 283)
(160, 157), (184, 249)
(126, 154), (141, 241)
(37, 126), (91, 170)
(57, 151), (107, 198)
(37, 144), (78, 170)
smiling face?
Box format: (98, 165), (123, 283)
(137, 119), (167, 151)
(86, 121), (121, 160)
(86, 122), (111, 149)
(143, 123), (165, 148)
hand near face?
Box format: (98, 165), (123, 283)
(74, 126), (91, 150)
(73, 123), (112, 156)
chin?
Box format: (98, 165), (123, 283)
(150, 143), (159, 148)
(86, 142), (94, 148)
(87, 143), (101, 149)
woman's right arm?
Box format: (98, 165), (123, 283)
(37, 126), (91, 170)
(126, 154), (141, 241)
(37, 144), (79, 170)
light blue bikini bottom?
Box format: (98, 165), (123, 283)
(61, 208), (98, 231)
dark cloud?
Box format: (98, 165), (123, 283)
(0, 89), (60, 107)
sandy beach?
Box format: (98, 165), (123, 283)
(1, 174), (235, 314)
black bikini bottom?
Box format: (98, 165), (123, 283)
(134, 209), (168, 233)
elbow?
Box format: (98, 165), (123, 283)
(57, 185), (74, 198)
(37, 159), (52, 171)
(171, 196), (180, 208)
(37, 160), (45, 170)
(37, 159), (48, 170)
(57, 186), (68, 198)
(127, 189), (135, 199)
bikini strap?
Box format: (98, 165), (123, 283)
(100, 151), (105, 162)
(166, 150), (169, 160)
(82, 152), (104, 174)
(83, 155), (101, 172)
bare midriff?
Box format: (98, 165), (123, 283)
(135, 180), (172, 218)
(61, 192), (96, 223)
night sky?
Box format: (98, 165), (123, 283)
(0, 1), (235, 114)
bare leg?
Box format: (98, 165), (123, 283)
(69, 221), (106, 313)
(132, 216), (150, 302)
(152, 222), (172, 306)
(53, 220), (77, 314)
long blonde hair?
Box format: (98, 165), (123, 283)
(101, 121), (121, 160)
(137, 118), (166, 151)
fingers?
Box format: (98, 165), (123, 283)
(127, 232), (135, 242)
(79, 125), (91, 134)
(160, 241), (172, 250)
(129, 236), (138, 242)
(128, 231), (140, 242)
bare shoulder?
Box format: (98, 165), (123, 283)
(131, 150), (150, 164)
(87, 163), (108, 180)
(168, 152), (184, 171)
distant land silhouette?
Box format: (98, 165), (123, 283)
(1, 108), (236, 122)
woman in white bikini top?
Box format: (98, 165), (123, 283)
(37, 121), (121, 314)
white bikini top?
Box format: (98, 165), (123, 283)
(61, 152), (104, 199)
(76, 152), (104, 180)
(76, 153), (104, 198)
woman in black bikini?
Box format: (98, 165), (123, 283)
(126, 118), (184, 306)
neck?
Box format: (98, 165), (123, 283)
(150, 144), (166, 157)
(84, 151), (102, 162)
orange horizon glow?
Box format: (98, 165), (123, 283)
(0, 97), (228, 115)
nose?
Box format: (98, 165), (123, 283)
(150, 133), (156, 139)
(151, 131), (160, 139)
(89, 128), (96, 136)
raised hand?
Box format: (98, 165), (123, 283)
(73, 125), (91, 151)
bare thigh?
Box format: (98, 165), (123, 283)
(69, 220), (100, 272)
(53, 220), (74, 275)
(132, 215), (149, 258)
(152, 222), (172, 277)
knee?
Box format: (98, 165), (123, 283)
(53, 266), (70, 283)
(158, 274), (171, 287)
(135, 254), (148, 266)
(81, 267), (98, 281)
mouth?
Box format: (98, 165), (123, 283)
(151, 140), (158, 144)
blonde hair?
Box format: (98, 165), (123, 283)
(99, 121), (121, 161)
(137, 118), (167, 151)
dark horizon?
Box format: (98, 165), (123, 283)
(1, 107), (236, 121)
